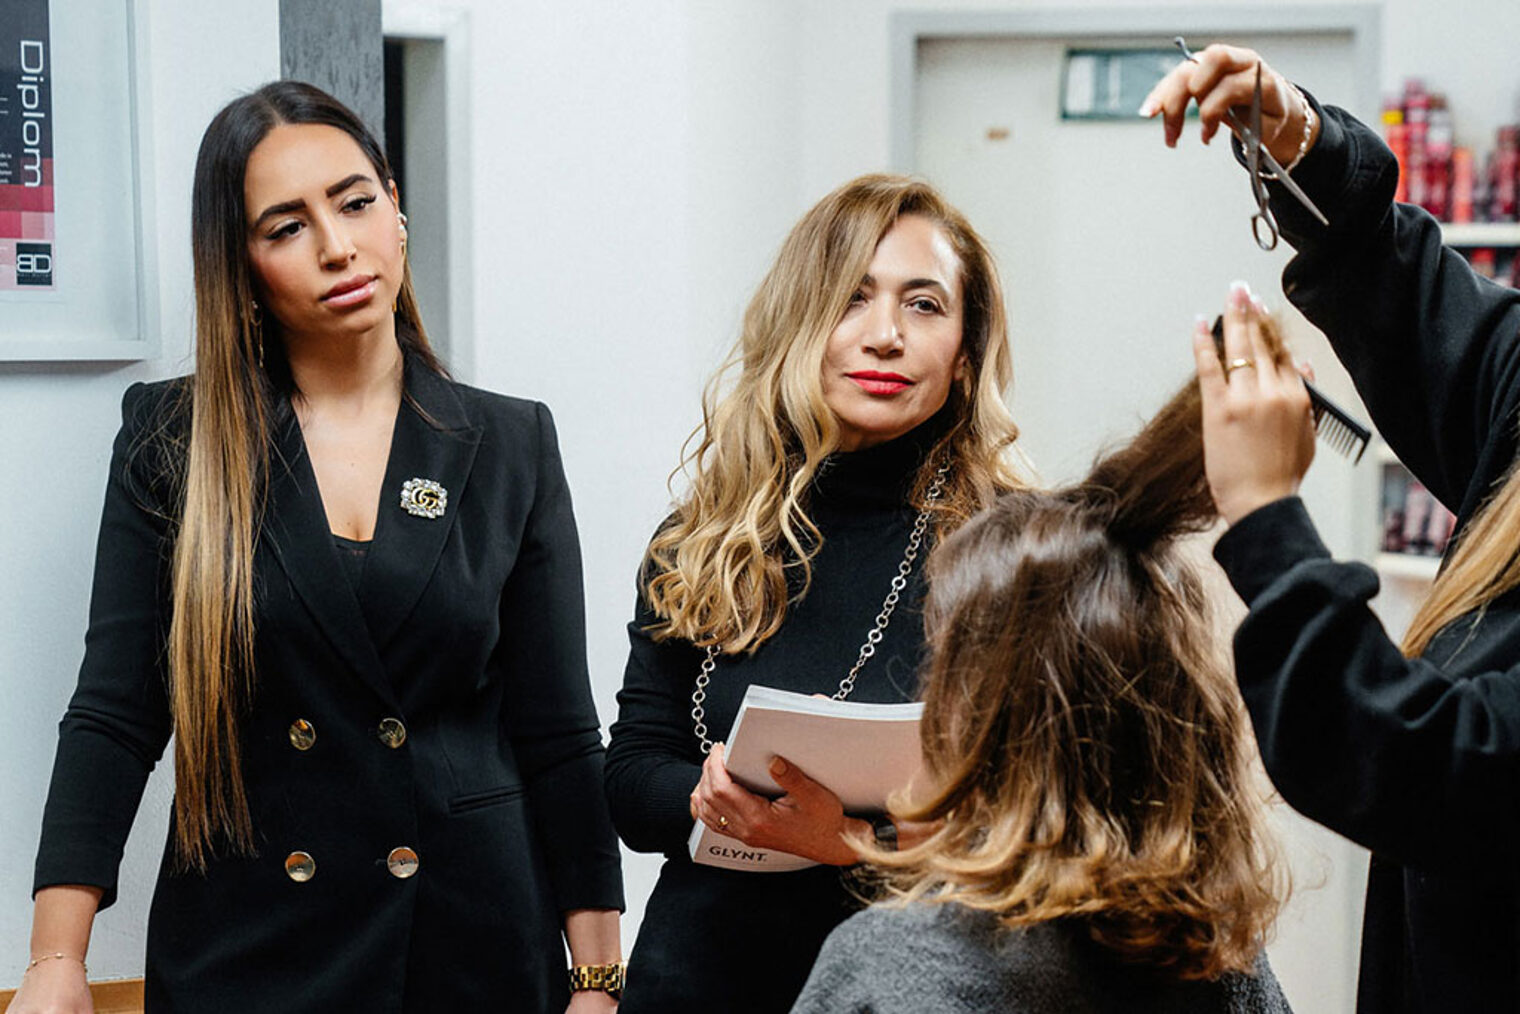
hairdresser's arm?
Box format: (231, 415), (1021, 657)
(1198, 298), (1520, 870)
(1148, 45), (1520, 514)
(1218, 501), (1520, 870)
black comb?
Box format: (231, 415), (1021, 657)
(1210, 316), (1371, 463)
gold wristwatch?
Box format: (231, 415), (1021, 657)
(568, 961), (625, 999)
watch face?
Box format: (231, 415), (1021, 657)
(872, 814), (899, 850)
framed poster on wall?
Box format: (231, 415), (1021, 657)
(0, 0), (156, 361)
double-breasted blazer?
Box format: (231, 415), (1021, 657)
(33, 360), (624, 1013)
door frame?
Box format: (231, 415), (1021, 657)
(382, 3), (476, 380)
(888, 5), (1382, 172)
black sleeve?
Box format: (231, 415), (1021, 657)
(1265, 98), (1520, 514)
(496, 402), (624, 913)
(1215, 497), (1520, 871)
(602, 570), (706, 855)
(34, 383), (176, 910)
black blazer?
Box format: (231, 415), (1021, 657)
(34, 361), (623, 1013)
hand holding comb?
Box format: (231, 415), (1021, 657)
(1209, 315), (1370, 463)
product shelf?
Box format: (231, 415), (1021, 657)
(1375, 552), (1441, 582)
(1439, 222), (1520, 247)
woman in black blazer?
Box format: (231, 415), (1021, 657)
(10, 83), (623, 1014)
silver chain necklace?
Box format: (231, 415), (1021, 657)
(690, 462), (950, 754)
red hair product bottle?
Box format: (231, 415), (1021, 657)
(1452, 147), (1475, 224)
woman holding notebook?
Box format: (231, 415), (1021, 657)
(603, 174), (1025, 1012)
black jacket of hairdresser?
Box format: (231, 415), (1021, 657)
(1212, 98), (1520, 1011)
(31, 365), (624, 1012)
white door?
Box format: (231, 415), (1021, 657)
(915, 30), (1368, 1014)
(916, 31), (1359, 485)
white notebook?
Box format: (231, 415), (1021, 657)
(687, 684), (925, 872)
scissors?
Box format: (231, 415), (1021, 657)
(1173, 38), (1330, 250)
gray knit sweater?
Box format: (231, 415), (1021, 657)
(791, 902), (1293, 1014)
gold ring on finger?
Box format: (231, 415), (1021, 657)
(1224, 357), (1257, 377)
(718, 815), (729, 829)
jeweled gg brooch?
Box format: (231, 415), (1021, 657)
(399, 477), (448, 519)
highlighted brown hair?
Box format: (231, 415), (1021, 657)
(1402, 456), (1520, 657)
(166, 81), (442, 868)
(862, 328), (1286, 980)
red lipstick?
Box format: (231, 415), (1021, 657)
(847, 370), (913, 395)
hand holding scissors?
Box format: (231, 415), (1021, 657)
(1140, 41), (1329, 249)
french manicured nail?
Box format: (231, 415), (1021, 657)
(1138, 99), (1155, 117)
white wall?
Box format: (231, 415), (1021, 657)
(0, 0), (280, 986)
(795, 0), (1520, 195)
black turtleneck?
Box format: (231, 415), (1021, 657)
(605, 415), (946, 1014)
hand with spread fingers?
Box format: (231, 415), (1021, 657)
(1140, 43), (1319, 169)
(689, 743), (866, 867)
(1192, 282), (1317, 526)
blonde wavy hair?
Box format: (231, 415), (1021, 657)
(859, 346), (1287, 981)
(643, 174), (1023, 652)
(1403, 444), (1520, 657)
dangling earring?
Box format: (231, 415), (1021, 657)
(249, 299), (265, 368)
(395, 212), (408, 313)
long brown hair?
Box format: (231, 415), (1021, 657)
(862, 334), (1286, 980)
(166, 81), (443, 868)
(643, 175), (1024, 652)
